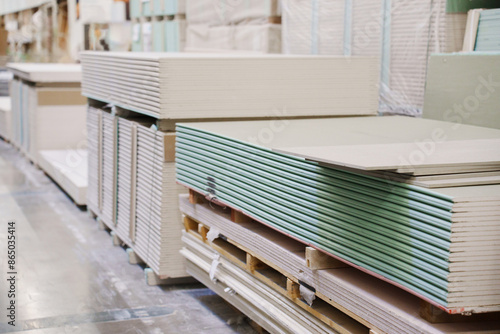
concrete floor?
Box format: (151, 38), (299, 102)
(0, 140), (257, 334)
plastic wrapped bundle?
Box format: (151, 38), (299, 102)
(282, 0), (345, 55)
(186, 24), (281, 53)
(186, 0), (279, 26)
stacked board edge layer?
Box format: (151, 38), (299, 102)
(87, 106), (187, 277)
(175, 116), (500, 312)
(80, 51), (379, 120)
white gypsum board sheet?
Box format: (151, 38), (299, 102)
(0, 96), (11, 112)
(276, 139), (500, 171)
(38, 149), (88, 205)
(7, 63), (82, 83)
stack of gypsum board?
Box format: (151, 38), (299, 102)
(101, 111), (117, 228)
(79, 51), (379, 119)
(175, 115), (500, 312)
(86, 107), (187, 277)
(133, 124), (187, 277)
(475, 8), (500, 51)
(87, 106), (101, 215)
(0, 70), (12, 96)
(180, 232), (341, 334)
(179, 195), (500, 334)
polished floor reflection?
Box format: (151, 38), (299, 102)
(0, 140), (256, 334)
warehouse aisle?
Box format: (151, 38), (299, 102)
(0, 140), (256, 334)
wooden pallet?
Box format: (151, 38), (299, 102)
(186, 189), (500, 325)
(183, 213), (373, 334)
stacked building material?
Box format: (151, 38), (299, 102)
(281, 0), (468, 116)
(175, 115), (500, 313)
(179, 195), (500, 334)
(0, 70), (12, 96)
(134, 125), (186, 276)
(180, 230), (362, 334)
(82, 50), (380, 281)
(185, 0), (281, 53)
(86, 106), (188, 278)
(281, 0), (345, 55)
(86, 106), (101, 214)
(0, 96), (11, 141)
(130, 0), (186, 52)
(423, 53), (500, 130)
(475, 8), (500, 51)
(80, 51), (380, 119)
(7, 63), (87, 204)
(37, 150), (88, 205)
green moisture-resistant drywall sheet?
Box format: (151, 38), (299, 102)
(446, 0), (499, 13)
(423, 53), (500, 130)
(476, 9), (500, 51)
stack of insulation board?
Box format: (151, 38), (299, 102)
(86, 107), (187, 278)
(475, 8), (500, 51)
(179, 195), (500, 334)
(175, 116), (500, 313)
(7, 63), (87, 204)
(80, 51), (380, 120)
(185, 0), (281, 53)
(423, 53), (500, 130)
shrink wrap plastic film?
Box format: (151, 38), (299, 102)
(186, 0), (280, 26)
(282, 0), (467, 116)
(186, 24), (281, 53)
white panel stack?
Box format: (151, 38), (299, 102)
(38, 150), (88, 206)
(7, 63), (88, 204)
(134, 125), (186, 277)
(185, 0), (281, 53)
(87, 106), (101, 215)
(100, 111), (117, 228)
(80, 51), (380, 119)
(0, 97), (11, 141)
(181, 232), (340, 334)
(115, 117), (135, 247)
(87, 106), (187, 278)
(0, 70), (12, 96)
(185, 24), (281, 54)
